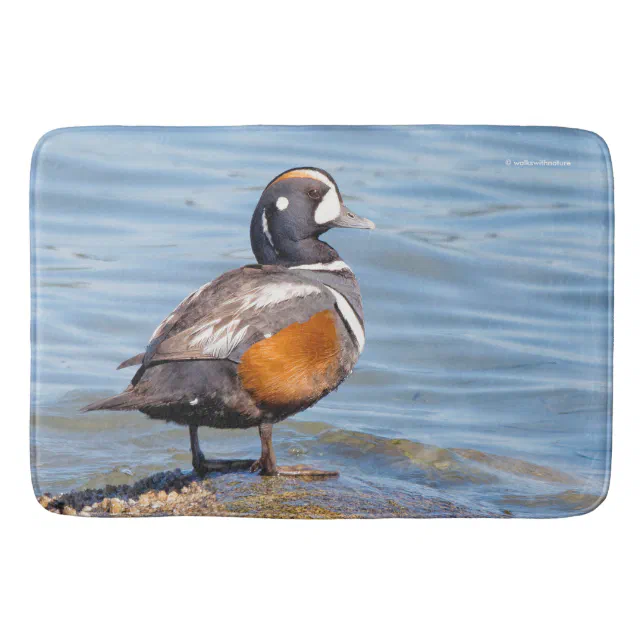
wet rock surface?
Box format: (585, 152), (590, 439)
(37, 467), (491, 518)
(35, 431), (601, 518)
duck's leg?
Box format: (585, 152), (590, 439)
(250, 422), (278, 475)
(250, 422), (339, 478)
(189, 424), (205, 469)
(189, 424), (255, 476)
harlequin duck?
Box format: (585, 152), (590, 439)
(83, 167), (375, 477)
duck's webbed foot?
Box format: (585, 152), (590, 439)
(249, 455), (275, 475)
(196, 458), (256, 476)
(251, 423), (339, 478)
(250, 459), (338, 478)
(276, 465), (339, 478)
(189, 425), (254, 477)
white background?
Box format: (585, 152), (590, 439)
(2, 2), (641, 643)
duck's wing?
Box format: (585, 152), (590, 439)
(121, 265), (340, 372)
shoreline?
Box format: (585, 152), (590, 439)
(36, 467), (493, 519)
(35, 432), (599, 519)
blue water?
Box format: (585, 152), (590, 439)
(30, 126), (613, 517)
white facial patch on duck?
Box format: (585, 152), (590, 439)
(276, 196), (289, 211)
(314, 186), (342, 224)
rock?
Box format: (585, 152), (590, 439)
(39, 496), (51, 508)
(452, 448), (577, 484)
(501, 490), (601, 511)
(36, 444), (508, 518)
(109, 499), (124, 515)
(62, 506), (77, 516)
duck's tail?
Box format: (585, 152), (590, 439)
(80, 390), (139, 412)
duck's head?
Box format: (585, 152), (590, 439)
(250, 167), (375, 266)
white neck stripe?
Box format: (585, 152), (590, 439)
(261, 209), (274, 249)
(288, 261), (351, 272)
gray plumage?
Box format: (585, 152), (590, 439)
(82, 166), (375, 476)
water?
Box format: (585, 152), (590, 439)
(30, 126), (613, 517)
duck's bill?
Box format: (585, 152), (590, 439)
(332, 205), (376, 230)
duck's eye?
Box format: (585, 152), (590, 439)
(307, 189), (321, 201)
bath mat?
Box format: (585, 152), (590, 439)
(30, 125), (613, 518)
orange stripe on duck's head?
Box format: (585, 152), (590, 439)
(267, 167), (339, 192)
